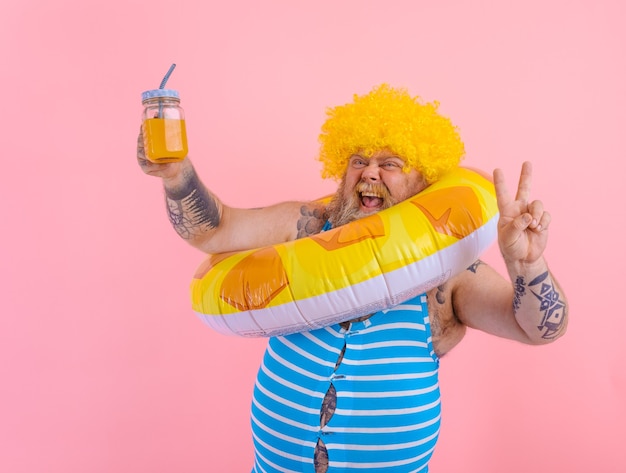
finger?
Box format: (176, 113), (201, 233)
(537, 210), (551, 232)
(512, 213), (533, 233)
(515, 161), (533, 203)
(493, 167), (513, 209)
(499, 212), (532, 248)
(137, 155), (151, 167)
(526, 200), (544, 230)
(137, 132), (147, 160)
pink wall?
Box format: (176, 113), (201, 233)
(2, 0), (624, 471)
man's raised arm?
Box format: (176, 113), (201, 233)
(137, 131), (327, 254)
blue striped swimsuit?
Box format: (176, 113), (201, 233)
(250, 294), (441, 472)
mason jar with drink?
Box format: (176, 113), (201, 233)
(141, 64), (188, 163)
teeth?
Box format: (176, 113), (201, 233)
(357, 183), (387, 200)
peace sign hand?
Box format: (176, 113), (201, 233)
(493, 161), (551, 266)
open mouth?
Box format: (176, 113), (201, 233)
(360, 191), (385, 210)
(356, 182), (390, 212)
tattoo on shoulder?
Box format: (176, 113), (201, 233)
(467, 260), (485, 273)
(164, 167), (220, 240)
(296, 205), (326, 238)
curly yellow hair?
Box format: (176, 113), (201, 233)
(318, 84), (465, 183)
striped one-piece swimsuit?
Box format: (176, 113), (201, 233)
(250, 294), (441, 472)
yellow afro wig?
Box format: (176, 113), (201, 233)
(318, 84), (465, 183)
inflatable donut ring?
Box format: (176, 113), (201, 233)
(190, 167), (498, 337)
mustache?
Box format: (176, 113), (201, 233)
(355, 182), (391, 199)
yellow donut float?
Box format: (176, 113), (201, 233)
(190, 167), (499, 337)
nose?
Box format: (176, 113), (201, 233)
(361, 162), (380, 182)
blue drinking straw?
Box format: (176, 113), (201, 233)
(158, 63), (177, 117)
(160, 63), (176, 89)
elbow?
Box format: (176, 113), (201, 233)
(525, 306), (569, 346)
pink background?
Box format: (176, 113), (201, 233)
(2, 1), (625, 471)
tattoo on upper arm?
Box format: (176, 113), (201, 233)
(515, 271), (568, 340)
(467, 260), (484, 273)
(435, 285), (446, 304)
(164, 168), (220, 240)
(296, 205), (326, 238)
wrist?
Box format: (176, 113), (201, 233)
(162, 159), (191, 191)
(505, 257), (548, 281)
(162, 160), (205, 202)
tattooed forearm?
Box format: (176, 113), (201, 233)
(513, 276), (526, 312)
(514, 271), (568, 340)
(164, 167), (221, 240)
(529, 271), (567, 340)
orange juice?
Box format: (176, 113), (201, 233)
(142, 118), (188, 163)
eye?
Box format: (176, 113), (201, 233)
(350, 156), (367, 168)
(382, 161), (402, 170)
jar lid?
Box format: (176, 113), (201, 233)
(141, 89), (180, 102)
